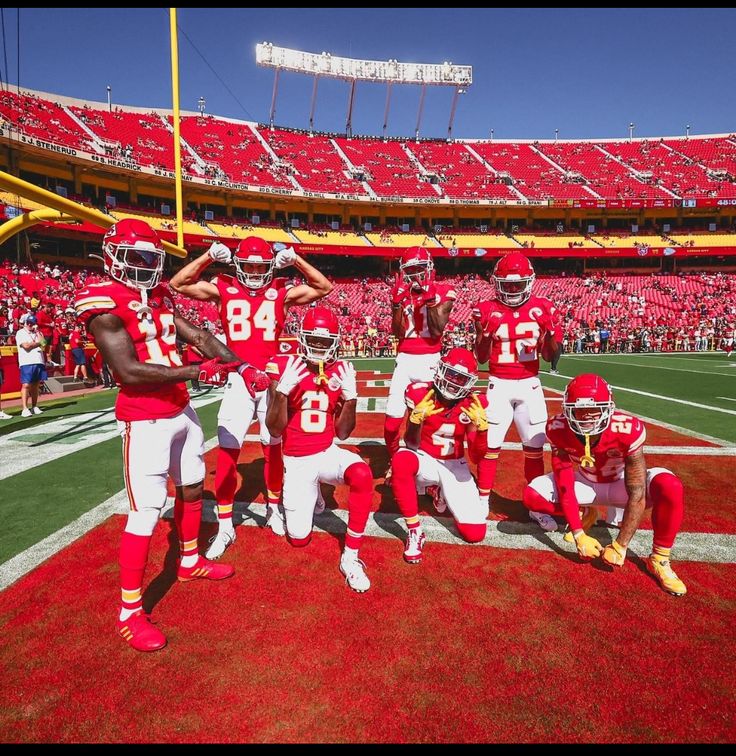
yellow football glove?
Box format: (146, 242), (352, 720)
(409, 389), (444, 425)
(465, 395), (489, 431)
(573, 531), (603, 560)
(602, 539), (627, 567)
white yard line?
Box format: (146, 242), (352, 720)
(563, 355), (736, 378)
(0, 391), (223, 481)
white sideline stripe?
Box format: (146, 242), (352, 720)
(0, 437), (220, 591)
(563, 355), (736, 378)
(0, 392), (222, 481)
(717, 396), (736, 403)
(159, 498), (736, 566)
(548, 372), (736, 418)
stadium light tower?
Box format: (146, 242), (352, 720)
(555, 128), (559, 143)
(490, 128), (494, 142)
(629, 122), (635, 141)
(197, 96), (206, 117)
(256, 43), (472, 138)
(686, 124), (691, 139)
(106, 86), (111, 113)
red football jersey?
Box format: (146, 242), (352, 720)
(398, 283), (456, 355)
(546, 411), (646, 484)
(405, 381), (489, 460)
(213, 274), (291, 370)
(266, 355), (350, 457)
(75, 280), (189, 421)
(473, 295), (561, 379)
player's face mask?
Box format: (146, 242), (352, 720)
(565, 404), (613, 436)
(434, 362), (478, 400)
(300, 334), (339, 364)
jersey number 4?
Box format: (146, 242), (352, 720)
(226, 299), (277, 342)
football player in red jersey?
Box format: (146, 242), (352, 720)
(523, 374), (687, 596)
(384, 247), (456, 468)
(265, 306), (374, 592)
(472, 252), (561, 531)
(170, 237), (332, 557)
(75, 219), (269, 651)
(390, 348), (490, 563)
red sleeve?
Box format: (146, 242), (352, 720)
(551, 449), (581, 528)
(625, 417), (646, 456)
(405, 382), (431, 410)
(74, 287), (117, 328)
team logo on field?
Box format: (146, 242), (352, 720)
(607, 449), (623, 458)
(265, 289), (278, 301)
(227, 287), (239, 294)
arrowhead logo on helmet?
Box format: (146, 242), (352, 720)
(563, 373), (615, 436)
(434, 347), (478, 400)
(233, 236), (275, 290)
(102, 218), (165, 291)
(493, 252), (535, 307)
(399, 246), (434, 290)
(298, 306), (341, 364)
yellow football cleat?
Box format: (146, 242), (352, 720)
(647, 554), (687, 597)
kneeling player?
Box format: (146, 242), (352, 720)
(265, 307), (374, 592)
(522, 373), (687, 596)
(390, 348), (490, 563)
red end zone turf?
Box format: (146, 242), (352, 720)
(0, 519), (734, 742)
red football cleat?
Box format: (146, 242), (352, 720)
(117, 610), (167, 652)
(177, 556), (235, 582)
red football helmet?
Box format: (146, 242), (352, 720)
(233, 236), (275, 290)
(563, 373), (614, 436)
(493, 252), (535, 307)
(298, 306), (341, 364)
(102, 218), (165, 290)
(399, 246), (434, 289)
(434, 347), (478, 400)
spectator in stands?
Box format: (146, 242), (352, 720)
(15, 314), (47, 417)
(69, 322), (89, 382)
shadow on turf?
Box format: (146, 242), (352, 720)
(0, 401), (82, 438)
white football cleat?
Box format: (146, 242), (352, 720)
(32, 406), (43, 415)
(0, 411), (12, 420)
(529, 510), (558, 532)
(403, 527), (426, 564)
(340, 556), (371, 593)
(205, 529), (236, 560)
(21, 408), (32, 418)
(314, 487), (326, 515)
(265, 504), (286, 536)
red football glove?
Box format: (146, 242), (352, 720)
(198, 358), (240, 386)
(391, 275), (411, 306)
(535, 309), (555, 334)
(238, 363), (271, 397)
(415, 282), (438, 307)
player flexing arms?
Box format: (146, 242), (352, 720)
(76, 219), (268, 651)
(473, 252), (561, 531)
(265, 307), (374, 592)
(170, 238), (332, 557)
(384, 247), (455, 469)
(523, 373), (687, 596)
(390, 348), (490, 563)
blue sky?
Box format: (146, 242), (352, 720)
(4, 8), (736, 140)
